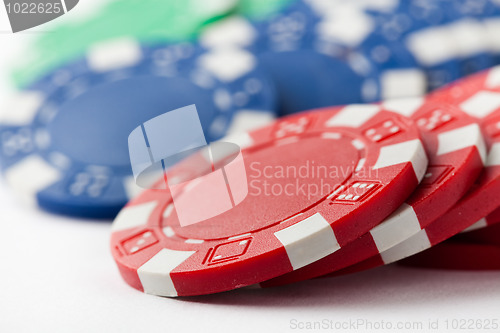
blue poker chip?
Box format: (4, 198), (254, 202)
(306, 1), (427, 101)
(201, 0), (432, 116)
(303, 0), (494, 91)
(200, 0), (500, 117)
(201, 1), (384, 115)
(371, 0), (491, 90)
(0, 39), (277, 218)
(448, 0), (500, 73)
(329, 0), (462, 90)
(428, 0), (494, 77)
(358, 34), (427, 100)
(479, 1), (500, 64)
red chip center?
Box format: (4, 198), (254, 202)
(171, 135), (359, 239)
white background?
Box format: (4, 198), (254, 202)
(1, 2), (500, 333)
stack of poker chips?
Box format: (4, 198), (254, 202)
(1, 0), (500, 297)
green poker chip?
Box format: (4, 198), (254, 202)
(11, 0), (237, 88)
(237, 0), (294, 19)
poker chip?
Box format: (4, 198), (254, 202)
(203, 0), (500, 116)
(326, 0), (499, 88)
(305, 2), (429, 102)
(460, 204), (500, 233)
(237, 0), (294, 19)
(110, 104), (427, 297)
(399, 1), (470, 88)
(356, 0), (496, 89)
(201, 1), (427, 116)
(301, 0), (459, 90)
(398, 241), (500, 271)
(455, 216), (500, 246)
(427, 2), (494, 78)
(260, 96), (485, 288)
(0, 39), (276, 218)
(10, 0), (237, 88)
(324, 66), (500, 277)
(452, 0), (500, 67)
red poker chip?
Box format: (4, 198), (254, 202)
(324, 66), (500, 277)
(463, 204), (500, 232)
(398, 241), (500, 271)
(110, 104), (427, 297)
(485, 205), (500, 228)
(455, 218), (500, 246)
(261, 97), (485, 288)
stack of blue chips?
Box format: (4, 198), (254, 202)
(0, 40), (277, 218)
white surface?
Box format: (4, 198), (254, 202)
(1, 4), (500, 333)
